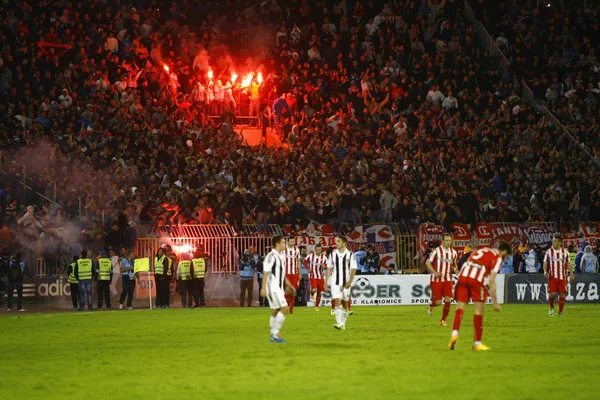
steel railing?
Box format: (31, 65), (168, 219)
(136, 235), (273, 274)
(0, 169), (64, 214)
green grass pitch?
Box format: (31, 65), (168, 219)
(1, 304), (599, 400)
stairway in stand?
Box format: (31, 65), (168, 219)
(236, 125), (288, 148)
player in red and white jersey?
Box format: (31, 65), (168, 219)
(449, 242), (511, 351)
(284, 237), (302, 314)
(305, 244), (328, 311)
(426, 233), (458, 326)
(543, 235), (574, 318)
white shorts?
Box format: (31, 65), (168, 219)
(330, 284), (351, 301)
(267, 285), (288, 310)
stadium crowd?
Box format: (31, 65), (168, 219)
(1, 0), (600, 275)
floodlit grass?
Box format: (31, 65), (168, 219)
(0, 304), (599, 400)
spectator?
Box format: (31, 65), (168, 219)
(581, 245), (599, 274)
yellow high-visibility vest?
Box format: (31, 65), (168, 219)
(178, 260), (191, 281)
(68, 262), (78, 284)
(155, 255), (166, 275)
(192, 258), (206, 279)
(77, 258), (93, 280)
(98, 258), (112, 281)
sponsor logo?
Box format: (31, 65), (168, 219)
(410, 278), (495, 305)
(321, 277), (402, 305)
(5, 280), (71, 298)
(513, 282), (600, 302)
(37, 280), (72, 297)
(4, 283), (36, 298)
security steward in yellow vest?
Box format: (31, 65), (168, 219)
(74, 250), (94, 311)
(96, 251), (113, 310)
(154, 248), (172, 309)
(191, 251), (206, 307)
(165, 245), (177, 308)
(177, 253), (194, 308)
(67, 255), (79, 311)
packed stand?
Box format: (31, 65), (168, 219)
(1, 0), (600, 277)
(472, 1), (600, 158)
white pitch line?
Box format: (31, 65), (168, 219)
(3, 308), (155, 319)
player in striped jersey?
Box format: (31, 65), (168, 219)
(449, 242), (511, 351)
(325, 237), (357, 330)
(306, 244), (328, 311)
(260, 235), (297, 343)
(543, 235), (574, 317)
(425, 233), (458, 326)
(284, 237), (302, 314)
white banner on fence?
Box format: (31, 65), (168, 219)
(318, 275), (505, 306)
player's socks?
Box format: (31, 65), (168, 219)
(452, 309), (464, 332)
(341, 308), (348, 326)
(549, 296), (555, 309)
(274, 311), (286, 333)
(270, 316), (275, 330)
(474, 314), (483, 343)
(441, 302), (451, 322)
(316, 294), (321, 307)
(289, 296), (295, 313)
(334, 307), (343, 325)
(558, 297), (565, 314)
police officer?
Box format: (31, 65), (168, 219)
(96, 251), (113, 310)
(119, 250), (136, 310)
(67, 255), (79, 311)
(154, 247), (168, 308)
(191, 250), (206, 308)
(75, 250), (94, 311)
(177, 253), (192, 308)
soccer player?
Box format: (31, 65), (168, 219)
(306, 244), (327, 311)
(260, 235), (297, 343)
(543, 235), (574, 317)
(426, 233), (459, 326)
(325, 236), (357, 330)
(448, 242), (511, 351)
(284, 237), (302, 314)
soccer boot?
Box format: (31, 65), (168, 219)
(315, 307), (319, 312)
(558, 313), (564, 318)
(440, 320), (448, 327)
(473, 344), (491, 351)
(428, 305), (433, 315)
(270, 334), (287, 343)
(348, 310), (354, 316)
(448, 335), (458, 350)
(549, 308), (555, 317)
(333, 324), (345, 330)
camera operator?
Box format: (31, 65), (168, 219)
(254, 249), (268, 307)
(365, 245), (380, 275)
(239, 249), (257, 307)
